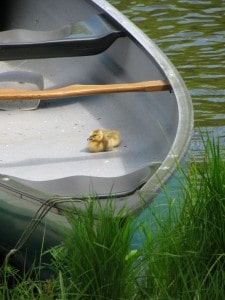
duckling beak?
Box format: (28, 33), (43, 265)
(87, 137), (92, 141)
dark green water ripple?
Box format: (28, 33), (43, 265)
(110, 0), (225, 131)
(108, 1), (225, 244)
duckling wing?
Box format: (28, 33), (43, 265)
(88, 141), (104, 152)
(104, 130), (121, 148)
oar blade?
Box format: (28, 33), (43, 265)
(0, 71), (42, 110)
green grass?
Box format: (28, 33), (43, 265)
(0, 136), (225, 299)
(139, 136), (225, 299)
(48, 199), (138, 299)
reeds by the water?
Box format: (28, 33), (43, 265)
(48, 200), (138, 299)
(139, 136), (225, 299)
(0, 136), (225, 299)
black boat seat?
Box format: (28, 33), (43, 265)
(0, 14), (125, 60)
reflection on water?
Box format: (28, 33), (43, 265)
(110, 0), (225, 137)
(109, 1), (225, 244)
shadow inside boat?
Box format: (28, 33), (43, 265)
(0, 150), (122, 168)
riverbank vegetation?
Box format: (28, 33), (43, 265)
(0, 136), (225, 299)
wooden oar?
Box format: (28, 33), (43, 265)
(0, 80), (171, 100)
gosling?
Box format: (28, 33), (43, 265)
(87, 129), (121, 152)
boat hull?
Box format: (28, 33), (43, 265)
(0, 0), (193, 269)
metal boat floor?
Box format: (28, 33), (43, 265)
(0, 93), (168, 195)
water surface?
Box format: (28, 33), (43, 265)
(109, 0), (225, 244)
(111, 0), (225, 145)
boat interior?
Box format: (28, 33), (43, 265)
(0, 0), (178, 198)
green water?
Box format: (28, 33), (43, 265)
(111, 0), (225, 142)
(109, 0), (225, 244)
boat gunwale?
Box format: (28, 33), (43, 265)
(89, 0), (193, 213)
(0, 0), (193, 215)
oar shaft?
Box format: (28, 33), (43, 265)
(0, 80), (170, 100)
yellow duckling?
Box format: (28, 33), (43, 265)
(87, 129), (121, 152)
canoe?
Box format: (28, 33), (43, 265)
(0, 0), (193, 269)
